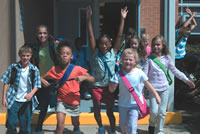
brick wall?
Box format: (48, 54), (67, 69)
(140, 0), (179, 41)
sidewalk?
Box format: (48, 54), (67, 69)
(0, 124), (191, 134)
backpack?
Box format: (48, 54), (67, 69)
(9, 66), (35, 88)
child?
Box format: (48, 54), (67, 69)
(72, 37), (92, 99)
(32, 25), (59, 134)
(126, 35), (146, 68)
(175, 8), (197, 60)
(141, 33), (151, 58)
(1, 45), (41, 134)
(41, 43), (95, 134)
(143, 35), (195, 134)
(109, 48), (161, 134)
(87, 5), (128, 134)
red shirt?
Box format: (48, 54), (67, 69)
(47, 65), (87, 105)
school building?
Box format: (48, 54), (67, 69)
(0, 0), (199, 125)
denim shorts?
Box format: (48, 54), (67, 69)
(56, 101), (80, 117)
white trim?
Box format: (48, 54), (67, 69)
(179, 3), (200, 7)
(78, 8), (88, 47)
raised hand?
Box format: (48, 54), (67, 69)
(192, 12), (197, 17)
(186, 8), (192, 15)
(87, 5), (92, 21)
(121, 6), (128, 20)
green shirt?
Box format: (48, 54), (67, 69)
(39, 45), (54, 76)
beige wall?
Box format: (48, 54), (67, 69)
(0, 0), (13, 112)
(0, 0), (54, 112)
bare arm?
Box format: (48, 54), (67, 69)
(109, 82), (118, 93)
(186, 8), (197, 30)
(40, 74), (51, 87)
(87, 5), (96, 53)
(181, 8), (197, 32)
(113, 6), (128, 54)
(2, 84), (9, 107)
(186, 80), (195, 89)
(190, 12), (197, 30)
(75, 72), (96, 83)
(24, 87), (38, 100)
(144, 81), (161, 104)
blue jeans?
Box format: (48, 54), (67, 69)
(149, 89), (169, 134)
(7, 101), (32, 134)
(119, 106), (139, 134)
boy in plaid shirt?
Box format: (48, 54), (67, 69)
(1, 45), (41, 134)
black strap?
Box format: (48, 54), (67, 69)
(9, 66), (35, 88)
(175, 35), (183, 46)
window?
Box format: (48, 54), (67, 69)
(78, 8), (88, 46)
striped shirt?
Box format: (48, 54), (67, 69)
(0, 62), (41, 111)
(175, 29), (190, 59)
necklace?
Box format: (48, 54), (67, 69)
(21, 66), (29, 73)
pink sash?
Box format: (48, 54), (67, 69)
(118, 70), (150, 119)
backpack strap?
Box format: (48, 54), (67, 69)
(9, 67), (17, 85)
(49, 42), (59, 65)
(9, 65), (36, 88)
(148, 55), (172, 85)
(118, 70), (144, 109)
(58, 64), (75, 87)
(99, 54), (113, 77)
(30, 69), (35, 88)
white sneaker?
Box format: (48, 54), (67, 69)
(84, 91), (91, 99)
(47, 105), (55, 113)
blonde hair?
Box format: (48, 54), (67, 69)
(18, 45), (32, 56)
(122, 48), (140, 68)
(141, 33), (149, 40)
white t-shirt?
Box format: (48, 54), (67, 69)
(15, 66), (31, 102)
(110, 68), (148, 107)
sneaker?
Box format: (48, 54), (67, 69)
(110, 131), (118, 134)
(148, 126), (155, 134)
(98, 126), (105, 134)
(84, 91), (91, 99)
(74, 128), (81, 134)
(33, 131), (41, 134)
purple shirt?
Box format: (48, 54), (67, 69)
(143, 54), (188, 91)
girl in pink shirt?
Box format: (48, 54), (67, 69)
(141, 33), (151, 58)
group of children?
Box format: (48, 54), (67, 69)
(0, 6), (197, 134)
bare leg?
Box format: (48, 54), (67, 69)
(56, 112), (66, 134)
(93, 99), (103, 128)
(71, 116), (80, 131)
(106, 104), (116, 132)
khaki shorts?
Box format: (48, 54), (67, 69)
(56, 101), (80, 117)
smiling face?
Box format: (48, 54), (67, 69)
(129, 38), (139, 50)
(122, 53), (137, 72)
(59, 46), (73, 65)
(19, 52), (32, 68)
(152, 39), (163, 56)
(98, 36), (112, 55)
(37, 26), (48, 45)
